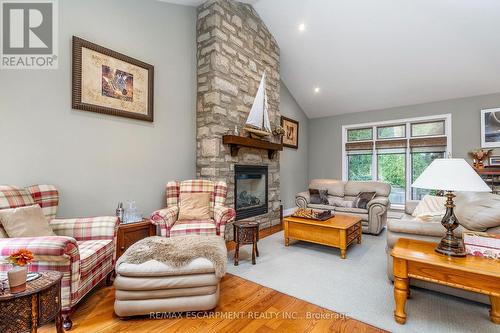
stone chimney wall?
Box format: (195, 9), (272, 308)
(196, 0), (281, 239)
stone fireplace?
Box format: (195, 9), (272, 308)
(196, 0), (281, 239)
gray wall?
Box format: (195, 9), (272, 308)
(309, 93), (500, 180)
(280, 82), (309, 210)
(0, 0), (197, 217)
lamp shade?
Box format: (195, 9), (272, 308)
(412, 158), (491, 192)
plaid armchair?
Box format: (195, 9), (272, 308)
(0, 185), (118, 330)
(151, 180), (235, 238)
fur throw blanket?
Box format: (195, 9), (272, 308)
(116, 236), (227, 278)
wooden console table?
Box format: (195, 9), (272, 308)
(475, 167), (500, 194)
(391, 238), (500, 325)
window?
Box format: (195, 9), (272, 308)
(343, 115), (451, 208)
(347, 128), (372, 141)
(348, 152), (372, 181)
(411, 148), (446, 200)
(377, 149), (406, 205)
(411, 121), (445, 137)
(377, 124), (405, 139)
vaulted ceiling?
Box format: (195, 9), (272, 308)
(161, 0), (500, 118)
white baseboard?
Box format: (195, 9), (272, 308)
(283, 207), (296, 217)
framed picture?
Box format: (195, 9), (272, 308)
(281, 116), (299, 149)
(489, 156), (500, 166)
(480, 108), (500, 148)
(72, 36), (154, 122)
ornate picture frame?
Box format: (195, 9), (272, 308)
(281, 116), (299, 149)
(480, 108), (500, 148)
(72, 36), (154, 122)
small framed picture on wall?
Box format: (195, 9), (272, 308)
(489, 156), (500, 166)
(281, 116), (299, 149)
(480, 108), (500, 148)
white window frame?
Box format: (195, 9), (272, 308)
(342, 114), (452, 209)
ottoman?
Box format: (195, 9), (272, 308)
(114, 258), (221, 317)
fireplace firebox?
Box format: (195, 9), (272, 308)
(234, 165), (268, 220)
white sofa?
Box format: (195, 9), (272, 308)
(296, 179), (391, 235)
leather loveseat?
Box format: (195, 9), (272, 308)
(296, 179), (391, 235)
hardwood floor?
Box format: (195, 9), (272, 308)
(40, 274), (386, 333)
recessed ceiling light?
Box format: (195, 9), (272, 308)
(298, 23), (306, 32)
(314, 87), (320, 93)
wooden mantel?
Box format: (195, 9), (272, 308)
(223, 135), (283, 159)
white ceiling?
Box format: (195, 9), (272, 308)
(162, 0), (500, 118)
(159, 0), (259, 7)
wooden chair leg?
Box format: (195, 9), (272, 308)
(105, 270), (114, 286)
(62, 314), (73, 330)
(252, 241), (256, 265)
(234, 242), (240, 266)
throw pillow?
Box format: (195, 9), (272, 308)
(352, 192), (376, 209)
(455, 194), (500, 231)
(309, 189), (329, 205)
(0, 204), (56, 237)
(412, 195), (446, 221)
(177, 192), (211, 221)
(327, 196), (345, 207)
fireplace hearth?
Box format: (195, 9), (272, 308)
(235, 165), (268, 220)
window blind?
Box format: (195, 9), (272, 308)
(345, 141), (374, 151)
(409, 136), (447, 148)
(375, 139), (407, 149)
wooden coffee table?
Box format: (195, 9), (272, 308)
(283, 214), (362, 259)
(391, 238), (500, 325)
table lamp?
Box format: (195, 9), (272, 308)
(412, 158), (491, 257)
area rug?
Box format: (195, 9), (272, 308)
(227, 230), (495, 333)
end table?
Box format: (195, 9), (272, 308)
(233, 221), (259, 266)
(391, 238), (500, 325)
(0, 271), (63, 333)
(116, 218), (156, 259)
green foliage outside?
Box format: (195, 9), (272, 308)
(411, 122), (444, 136)
(411, 152), (444, 199)
(411, 152), (443, 182)
(377, 125), (405, 139)
(347, 128), (372, 141)
(378, 154), (405, 187)
(348, 155), (372, 181)
(348, 152), (444, 198)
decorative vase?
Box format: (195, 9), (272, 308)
(473, 159), (484, 169)
(8, 265), (27, 293)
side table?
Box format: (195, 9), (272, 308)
(233, 221), (259, 266)
(391, 238), (500, 325)
(0, 271), (63, 333)
(116, 218), (156, 259)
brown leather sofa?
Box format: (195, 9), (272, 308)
(296, 179), (391, 235)
(386, 192), (500, 304)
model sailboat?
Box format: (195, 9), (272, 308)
(245, 73), (272, 138)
